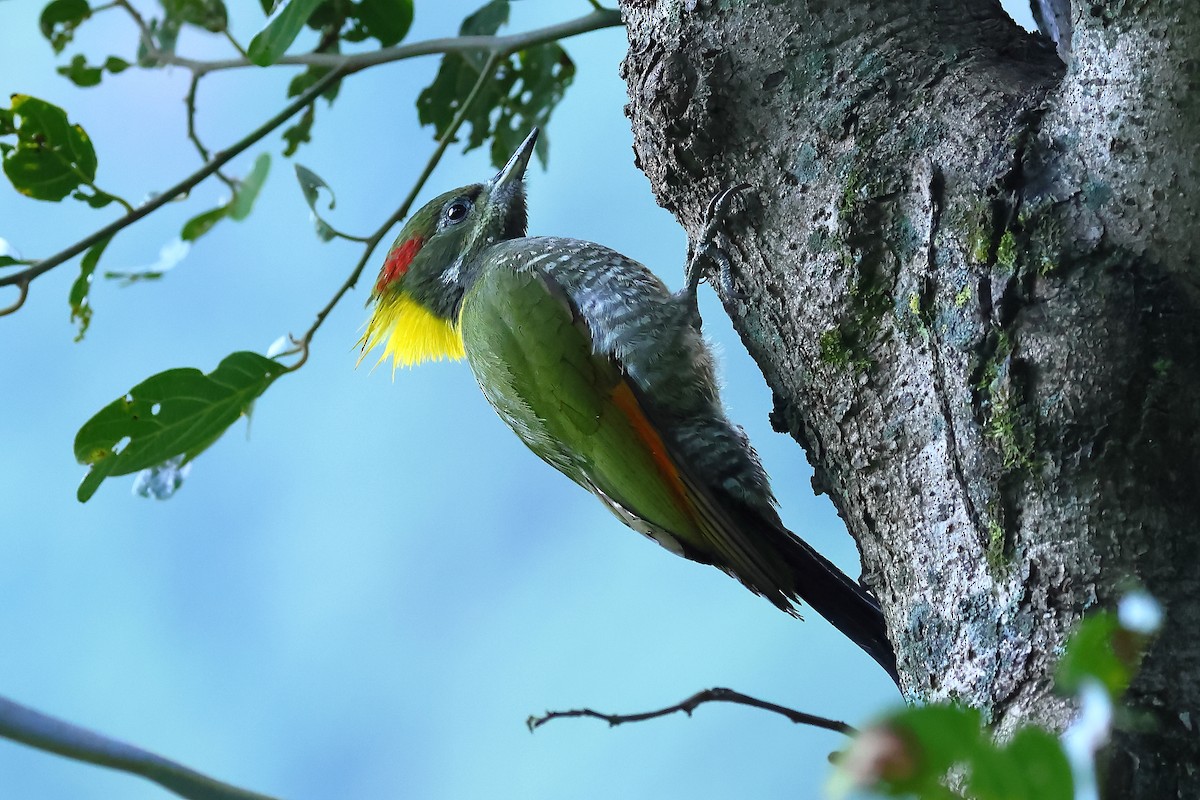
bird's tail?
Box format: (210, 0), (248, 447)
(775, 525), (899, 684)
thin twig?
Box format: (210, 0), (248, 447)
(184, 73), (237, 191)
(0, 280), (29, 317)
(526, 688), (858, 736)
(114, 0), (154, 52)
(0, 67), (344, 291)
(184, 74), (210, 161)
(0, 694), (278, 800)
(283, 52), (503, 369)
(141, 9), (623, 75)
(222, 29), (249, 59)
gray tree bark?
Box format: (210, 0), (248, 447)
(617, 0), (1200, 795)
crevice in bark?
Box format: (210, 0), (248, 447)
(619, 0), (1199, 793)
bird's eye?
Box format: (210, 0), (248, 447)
(445, 199), (471, 224)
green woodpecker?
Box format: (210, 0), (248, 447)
(361, 130), (897, 681)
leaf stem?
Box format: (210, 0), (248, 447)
(222, 30), (249, 59)
(0, 280), (29, 317)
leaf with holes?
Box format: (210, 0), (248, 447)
(40, 0), (91, 53)
(488, 43), (574, 169)
(56, 54), (102, 87)
(2, 94), (97, 202)
(416, 0), (574, 170)
(160, 0), (229, 33)
(55, 54), (132, 87)
(74, 352), (287, 502)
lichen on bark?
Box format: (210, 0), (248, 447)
(618, 0), (1200, 795)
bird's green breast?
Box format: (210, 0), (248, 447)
(458, 244), (699, 541)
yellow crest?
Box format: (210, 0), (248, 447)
(358, 290), (465, 373)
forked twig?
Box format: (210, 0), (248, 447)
(527, 687), (857, 736)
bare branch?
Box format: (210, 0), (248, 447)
(0, 694), (278, 800)
(526, 687), (858, 736)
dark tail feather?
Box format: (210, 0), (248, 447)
(778, 529), (899, 685)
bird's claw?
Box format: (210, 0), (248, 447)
(684, 183), (752, 309)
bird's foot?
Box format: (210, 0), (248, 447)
(682, 183), (752, 313)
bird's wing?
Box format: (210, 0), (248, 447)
(459, 256), (796, 605)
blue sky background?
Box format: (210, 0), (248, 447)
(0, 2), (1033, 798)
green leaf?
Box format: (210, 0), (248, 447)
(104, 56), (130, 74)
(68, 234), (109, 341)
(179, 154), (270, 240)
(102, 269), (164, 285)
(180, 204), (229, 242)
(2, 94), (98, 202)
(416, 0), (574, 170)
(352, 0), (413, 46)
(969, 727), (1073, 800)
(280, 66), (339, 155)
(55, 53), (130, 88)
(968, 731), (1072, 800)
(1056, 613), (1132, 696)
(281, 104), (315, 156)
(461, 0), (509, 36)
(294, 163), (331, 208)
(488, 44), (574, 169)
(160, 0), (229, 33)
(293, 163), (338, 241)
(247, 0), (324, 66)
(74, 352), (287, 502)
(72, 186), (116, 208)
(303, 0), (343, 33)
(229, 152), (270, 220)
(286, 65), (340, 102)
(39, 0), (91, 53)
(56, 53), (103, 87)
(136, 17), (181, 64)
(894, 704), (984, 779)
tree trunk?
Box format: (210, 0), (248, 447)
(617, 0), (1200, 795)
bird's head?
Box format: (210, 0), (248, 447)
(359, 128), (537, 370)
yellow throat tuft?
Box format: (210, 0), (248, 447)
(358, 290), (465, 372)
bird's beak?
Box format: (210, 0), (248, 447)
(491, 128), (538, 190)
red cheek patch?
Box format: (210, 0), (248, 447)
(375, 236), (425, 294)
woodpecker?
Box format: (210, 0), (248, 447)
(361, 129), (897, 681)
